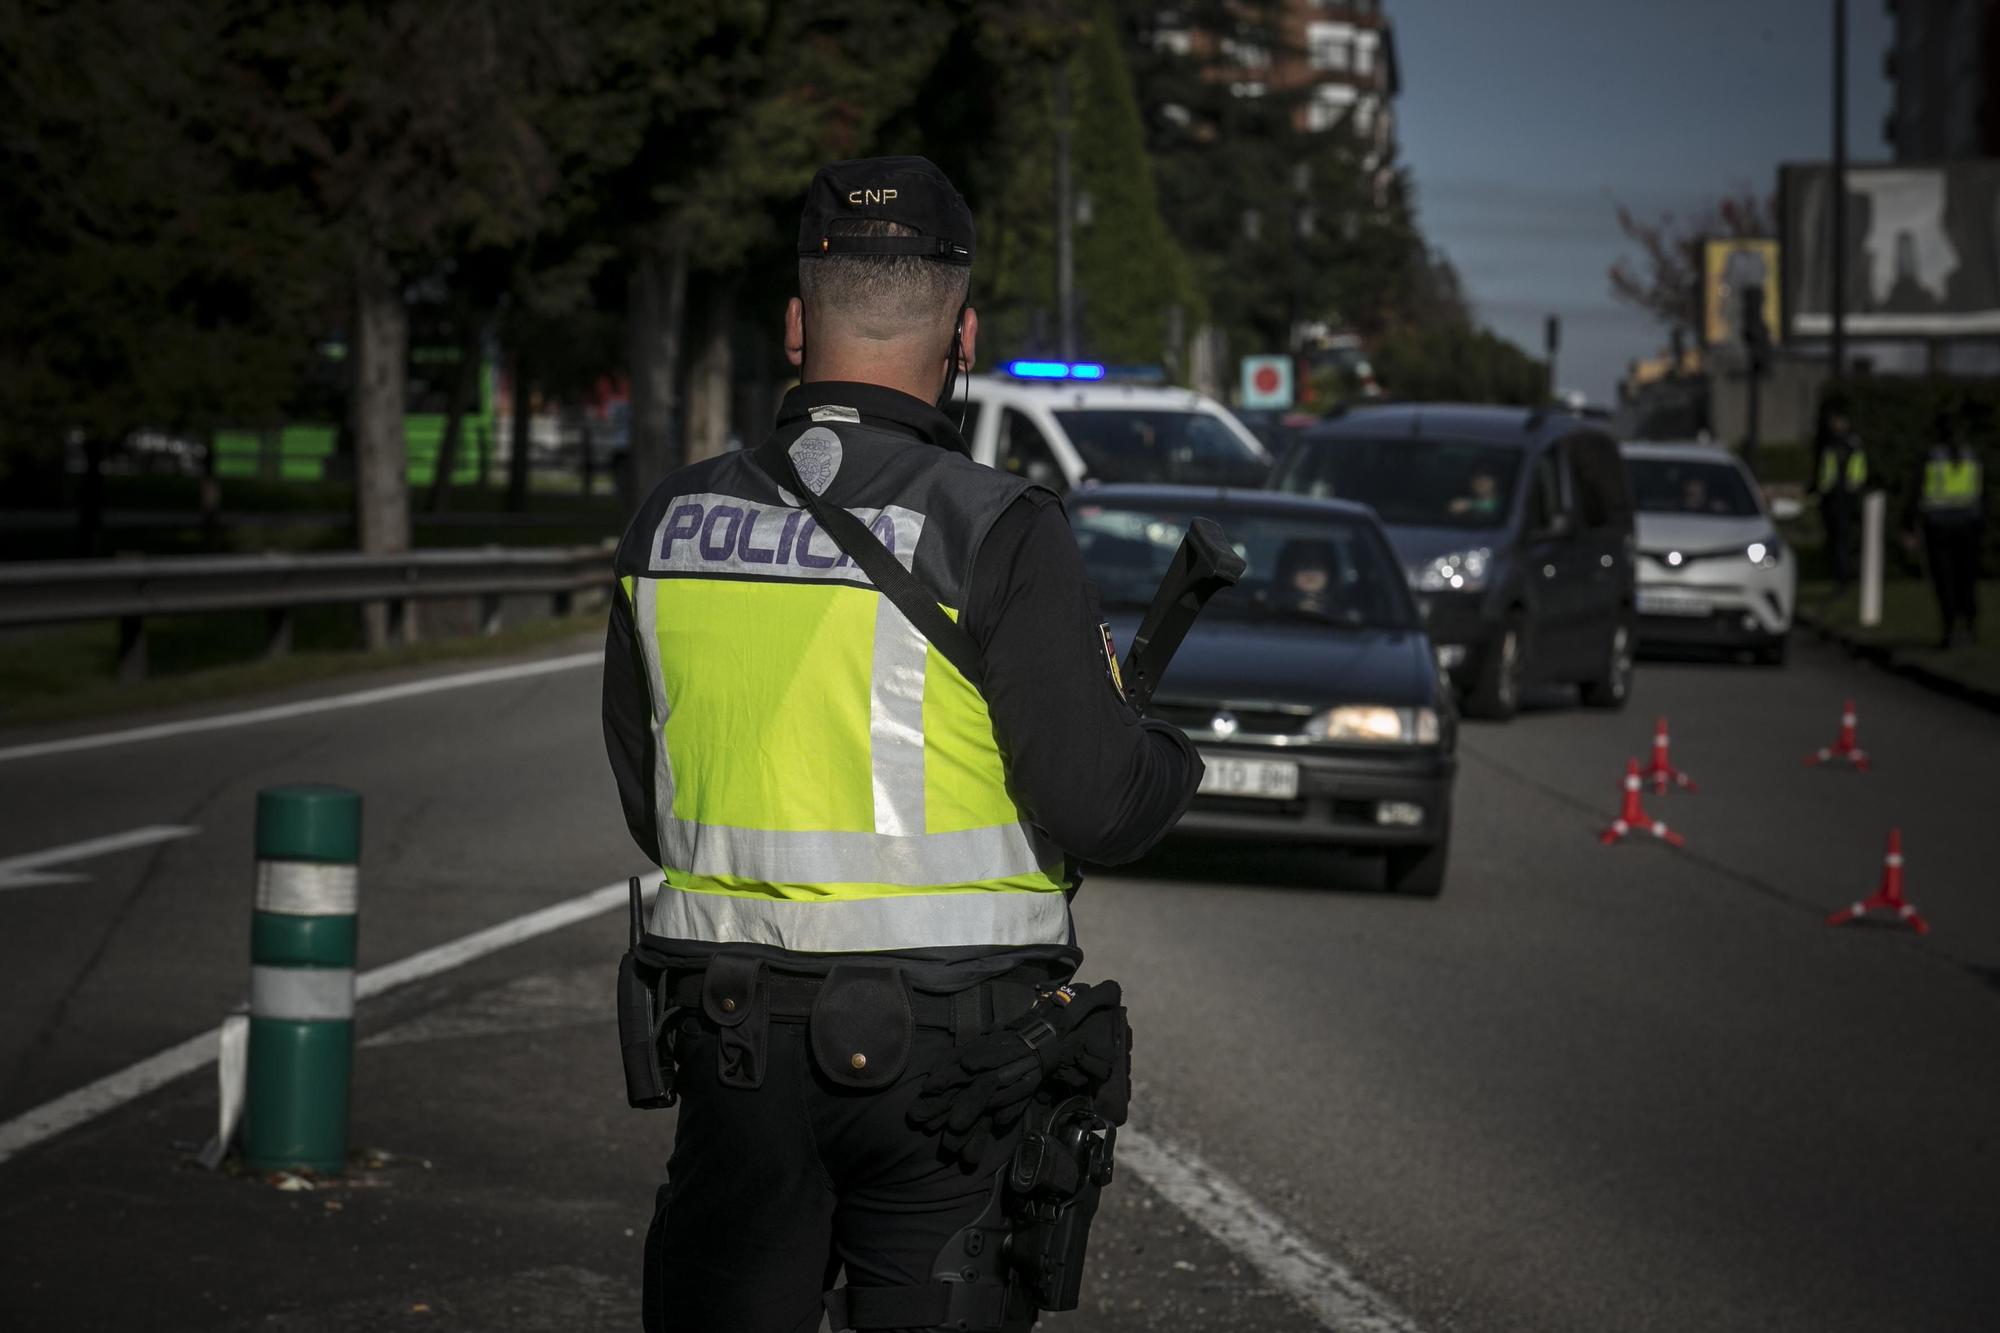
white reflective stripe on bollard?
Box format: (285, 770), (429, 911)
(250, 966), (356, 1021)
(254, 860), (360, 916)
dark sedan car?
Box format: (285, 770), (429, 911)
(1072, 485), (1458, 895)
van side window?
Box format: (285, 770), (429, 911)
(1000, 409), (1065, 491)
(1527, 448), (1567, 532)
(1566, 436), (1629, 531)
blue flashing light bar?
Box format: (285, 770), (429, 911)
(1005, 360), (1106, 381)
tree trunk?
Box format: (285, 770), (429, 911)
(625, 233), (690, 513)
(506, 347), (532, 513)
(353, 248), (411, 649)
(424, 315), (485, 514)
(75, 435), (107, 558)
(198, 428), (223, 550)
(686, 278), (737, 465)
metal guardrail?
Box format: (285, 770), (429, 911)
(0, 543), (616, 682)
(0, 508), (619, 532)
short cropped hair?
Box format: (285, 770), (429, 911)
(799, 219), (969, 344)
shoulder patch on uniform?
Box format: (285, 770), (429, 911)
(790, 426), (843, 496)
(809, 404), (862, 424)
(1099, 622), (1126, 700)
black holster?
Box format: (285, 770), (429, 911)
(828, 989), (1133, 1329)
(1007, 1094), (1117, 1312)
(616, 878), (677, 1109)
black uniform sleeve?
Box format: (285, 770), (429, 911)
(962, 493), (1202, 864)
(602, 582), (662, 866)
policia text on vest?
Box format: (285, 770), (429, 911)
(601, 156), (1202, 1333)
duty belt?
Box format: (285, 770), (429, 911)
(666, 969), (1041, 1038)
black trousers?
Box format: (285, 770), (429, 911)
(642, 1012), (1021, 1333)
(1821, 493), (1858, 585)
(1923, 517), (1984, 637)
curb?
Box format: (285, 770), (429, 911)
(1795, 608), (2000, 715)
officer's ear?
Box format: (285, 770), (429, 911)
(956, 306), (978, 375)
(785, 297), (806, 370)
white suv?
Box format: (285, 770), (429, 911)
(954, 366), (1272, 494)
(1620, 442), (1796, 665)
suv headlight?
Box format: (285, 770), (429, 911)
(1308, 705), (1441, 744)
(1745, 534), (1784, 569)
(1410, 547), (1491, 592)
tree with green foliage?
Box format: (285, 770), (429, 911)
(1368, 322), (1548, 407)
(1111, 0), (1425, 362)
(212, 1), (583, 640)
(588, 0), (958, 507)
(904, 2), (1201, 372)
(0, 2), (322, 550)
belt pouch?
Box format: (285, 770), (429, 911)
(617, 950), (675, 1108)
(702, 955), (769, 1090)
(809, 964), (912, 1090)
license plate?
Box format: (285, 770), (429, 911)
(1197, 755), (1300, 800)
(1638, 588), (1712, 618)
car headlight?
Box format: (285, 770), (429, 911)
(1309, 705), (1441, 744)
(1745, 535), (1783, 569)
(1410, 547), (1491, 593)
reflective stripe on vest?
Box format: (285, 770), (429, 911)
(624, 486), (1069, 953)
(1922, 455), (1981, 512)
(1819, 447), (1867, 493)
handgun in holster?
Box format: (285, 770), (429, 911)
(1007, 1093), (1119, 1311)
(616, 876), (677, 1109)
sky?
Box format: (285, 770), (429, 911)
(1390, 0), (1894, 405)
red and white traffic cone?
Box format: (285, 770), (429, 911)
(1642, 716), (1697, 794)
(1805, 697), (1871, 771)
(1600, 758), (1685, 846)
(1826, 828), (1929, 934)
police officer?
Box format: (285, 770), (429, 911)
(1811, 399), (1871, 590)
(601, 156), (1202, 1333)
(1904, 407), (1986, 648)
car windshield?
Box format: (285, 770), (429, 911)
(1626, 457), (1761, 518)
(1276, 437), (1524, 530)
(1071, 502), (1414, 631)
(1053, 409), (1269, 487)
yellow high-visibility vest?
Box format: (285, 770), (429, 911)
(1818, 446), (1868, 494)
(616, 426), (1071, 954)
(1921, 452), (1982, 514)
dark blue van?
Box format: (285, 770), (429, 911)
(1271, 405), (1637, 720)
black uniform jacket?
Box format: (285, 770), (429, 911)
(601, 380), (1202, 985)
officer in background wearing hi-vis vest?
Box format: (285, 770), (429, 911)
(601, 157), (1202, 1333)
(1810, 399), (1872, 590)
(1903, 406), (1987, 648)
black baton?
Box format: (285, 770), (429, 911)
(1119, 517), (1246, 716)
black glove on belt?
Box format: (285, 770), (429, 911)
(908, 980), (1132, 1167)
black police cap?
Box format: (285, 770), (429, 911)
(798, 156), (974, 266)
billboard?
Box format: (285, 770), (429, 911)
(1702, 238), (1782, 347)
(1781, 160), (2000, 338)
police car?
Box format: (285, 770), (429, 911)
(956, 362), (1272, 493)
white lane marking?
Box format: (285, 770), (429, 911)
(0, 652), (600, 765)
(0, 870), (1426, 1333)
(0, 825), (199, 892)
(0, 877), (630, 1166)
(1118, 1128), (1426, 1333)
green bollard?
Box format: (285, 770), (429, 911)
(242, 785), (360, 1173)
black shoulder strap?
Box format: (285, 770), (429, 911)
(755, 437), (985, 687)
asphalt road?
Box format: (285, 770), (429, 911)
(1, 632), (1995, 1332)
